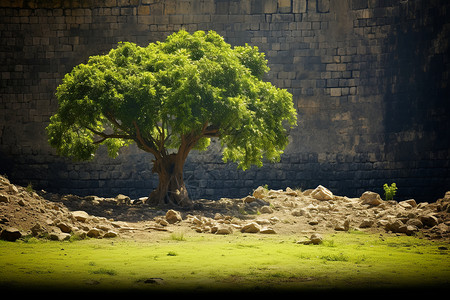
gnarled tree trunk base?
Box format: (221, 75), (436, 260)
(147, 183), (192, 208)
(146, 154), (193, 208)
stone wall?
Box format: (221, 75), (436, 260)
(1, 0), (449, 202)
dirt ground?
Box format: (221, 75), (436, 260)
(1, 175), (449, 242)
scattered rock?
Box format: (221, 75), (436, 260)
(165, 209), (182, 224)
(420, 214), (439, 227)
(241, 222), (261, 233)
(406, 218), (423, 229)
(285, 187), (298, 196)
(87, 228), (102, 238)
(49, 232), (71, 241)
(259, 205), (273, 214)
(116, 194), (131, 205)
(0, 227), (22, 241)
(243, 196), (257, 203)
(253, 186), (267, 199)
(359, 219), (374, 228)
(72, 211), (90, 222)
(56, 222), (72, 233)
(30, 223), (46, 236)
(297, 233), (323, 245)
(334, 219), (350, 231)
(0, 174), (448, 241)
(310, 233), (323, 244)
(260, 227), (276, 234)
(310, 185), (333, 201)
(214, 224), (233, 235)
(103, 231), (118, 238)
(360, 191), (384, 206)
(0, 193), (9, 203)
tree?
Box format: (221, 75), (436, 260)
(46, 30), (297, 207)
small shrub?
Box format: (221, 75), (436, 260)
(26, 182), (34, 194)
(170, 232), (186, 241)
(383, 183), (398, 201)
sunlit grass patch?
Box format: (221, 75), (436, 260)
(0, 232), (448, 292)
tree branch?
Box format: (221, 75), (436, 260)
(202, 124), (220, 137)
(133, 121), (162, 159)
(86, 126), (133, 144)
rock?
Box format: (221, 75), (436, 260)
(73, 229), (87, 239)
(403, 199), (417, 208)
(398, 202), (412, 210)
(49, 232), (71, 241)
(360, 191), (383, 206)
(253, 186), (267, 199)
(406, 218), (423, 229)
(87, 228), (102, 238)
(8, 184), (19, 194)
(30, 223), (46, 236)
(259, 205), (273, 214)
(308, 219), (319, 225)
(420, 214), (439, 227)
(255, 218), (271, 225)
(432, 223), (450, 235)
(285, 187), (298, 196)
(385, 219), (407, 233)
(437, 193), (450, 212)
(72, 211), (90, 222)
(310, 233), (323, 245)
(359, 219), (374, 228)
(310, 185), (333, 201)
(103, 231), (118, 238)
(115, 194), (130, 205)
(291, 208), (304, 217)
(243, 196), (257, 203)
(269, 216), (280, 224)
(405, 225), (419, 236)
(190, 216), (203, 226)
(335, 219), (350, 231)
(215, 225), (233, 235)
(0, 227), (22, 241)
(155, 216), (169, 226)
(444, 191), (450, 200)
(165, 209), (182, 224)
(0, 193), (9, 203)
(57, 222), (72, 233)
(241, 222), (261, 233)
(260, 227), (276, 234)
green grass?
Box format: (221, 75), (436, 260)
(0, 232), (448, 293)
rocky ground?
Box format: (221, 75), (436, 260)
(0, 175), (449, 243)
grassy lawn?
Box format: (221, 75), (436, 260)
(0, 231), (448, 294)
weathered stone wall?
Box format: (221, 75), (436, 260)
(1, 0), (449, 202)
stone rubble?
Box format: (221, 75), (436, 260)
(0, 173), (449, 241)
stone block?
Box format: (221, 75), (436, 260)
(352, 0), (368, 10)
(278, 0), (292, 13)
(330, 88), (342, 97)
(317, 0), (330, 13)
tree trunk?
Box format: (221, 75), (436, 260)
(147, 153), (192, 207)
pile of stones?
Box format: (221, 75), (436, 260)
(0, 175), (129, 241)
(1, 173), (449, 241)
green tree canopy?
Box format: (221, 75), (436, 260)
(47, 30), (297, 206)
